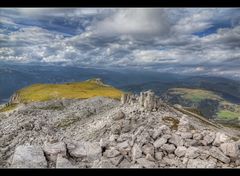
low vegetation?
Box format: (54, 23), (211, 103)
(162, 116), (179, 130)
(0, 103), (17, 113)
(168, 88), (240, 121)
(169, 88), (222, 103)
(217, 110), (240, 120)
(15, 79), (123, 103)
(37, 104), (65, 111)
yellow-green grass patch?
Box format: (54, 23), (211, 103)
(16, 79), (123, 103)
(217, 110), (240, 120)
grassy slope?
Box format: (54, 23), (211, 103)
(169, 88), (240, 120)
(17, 79), (123, 103)
(0, 79), (123, 112)
(217, 110), (240, 120)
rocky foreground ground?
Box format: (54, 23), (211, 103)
(0, 90), (240, 168)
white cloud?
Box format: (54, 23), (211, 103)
(90, 8), (171, 38)
(1, 8), (240, 78)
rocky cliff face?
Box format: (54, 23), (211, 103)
(0, 91), (240, 168)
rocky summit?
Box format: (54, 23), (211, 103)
(0, 90), (240, 168)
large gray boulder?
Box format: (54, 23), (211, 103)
(11, 145), (47, 168)
(142, 143), (155, 156)
(220, 142), (239, 159)
(174, 146), (187, 157)
(202, 132), (216, 146)
(213, 132), (229, 147)
(178, 115), (191, 132)
(112, 110), (125, 121)
(153, 137), (167, 148)
(185, 147), (200, 159)
(104, 147), (121, 158)
(161, 144), (176, 153)
(67, 141), (87, 158)
(209, 146), (230, 164)
(67, 141), (102, 161)
(168, 134), (184, 147)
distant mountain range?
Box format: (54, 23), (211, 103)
(1, 63), (240, 106)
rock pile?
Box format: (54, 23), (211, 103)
(9, 110), (240, 168)
(1, 91), (240, 168)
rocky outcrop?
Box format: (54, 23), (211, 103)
(139, 90), (162, 111)
(121, 93), (138, 105)
(121, 90), (162, 111)
(8, 92), (20, 105)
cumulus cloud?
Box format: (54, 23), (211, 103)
(0, 8), (240, 79)
(90, 8), (171, 38)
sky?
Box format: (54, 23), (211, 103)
(0, 8), (240, 79)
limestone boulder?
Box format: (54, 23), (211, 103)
(178, 115), (191, 132)
(209, 146), (230, 164)
(174, 146), (187, 157)
(168, 134), (184, 147)
(220, 142), (239, 159)
(213, 132), (230, 147)
(153, 137), (167, 148)
(202, 132), (216, 146)
(142, 143), (155, 156)
(161, 144), (176, 153)
(185, 147), (200, 159)
(104, 148), (121, 158)
(67, 141), (102, 161)
(112, 110), (125, 121)
(11, 145), (47, 168)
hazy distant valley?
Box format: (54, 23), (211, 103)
(1, 64), (240, 125)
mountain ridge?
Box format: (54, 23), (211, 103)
(1, 64), (240, 104)
(0, 90), (240, 168)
